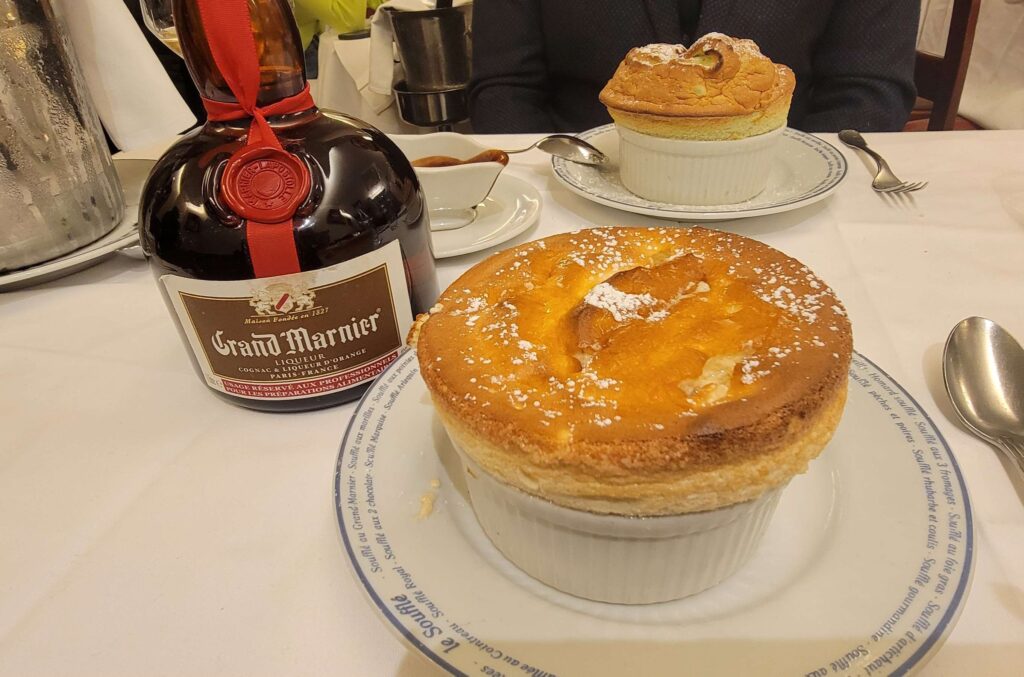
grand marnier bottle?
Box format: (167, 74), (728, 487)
(140, 0), (438, 412)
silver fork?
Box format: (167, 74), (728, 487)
(838, 129), (928, 194)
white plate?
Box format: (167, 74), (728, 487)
(0, 216), (139, 292)
(552, 125), (848, 221)
(335, 350), (974, 676)
(0, 158), (151, 292)
(431, 174), (541, 259)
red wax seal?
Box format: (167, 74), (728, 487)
(220, 146), (311, 222)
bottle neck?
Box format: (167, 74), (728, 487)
(173, 0), (307, 107)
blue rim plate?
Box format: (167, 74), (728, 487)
(334, 350), (973, 676)
(551, 125), (847, 221)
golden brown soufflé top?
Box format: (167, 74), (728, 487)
(410, 227), (853, 514)
(599, 33), (795, 140)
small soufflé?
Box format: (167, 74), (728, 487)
(599, 33), (796, 141)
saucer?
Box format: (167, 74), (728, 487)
(0, 217), (138, 292)
(334, 351), (973, 676)
(552, 125), (847, 220)
(431, 174), (542, 258)
(0, 157), (151, 292)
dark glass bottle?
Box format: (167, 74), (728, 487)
(140, 0), (438, 412)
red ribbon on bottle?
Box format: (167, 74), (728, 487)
(196, 0), (315, 278)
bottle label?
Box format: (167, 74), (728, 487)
(161, 240), (412, 400)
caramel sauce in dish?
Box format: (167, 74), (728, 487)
(411, 149), (510, 168)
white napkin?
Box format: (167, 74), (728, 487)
(957, 0), (1024, 130)
(367, 0), (472, 97)
(55, 0), (196, 151)
(331, 30), (397, 115)
(312, 27), (417, 132)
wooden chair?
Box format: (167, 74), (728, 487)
(912, 0), (982, 130)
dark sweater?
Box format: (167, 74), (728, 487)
(468, 0), (919, 133)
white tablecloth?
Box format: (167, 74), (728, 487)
(1, 132), (1023, 676)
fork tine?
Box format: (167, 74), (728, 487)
(893, 182), (923, 194)
(882, 181), (927, 194)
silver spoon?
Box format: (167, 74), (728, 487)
(942, 316), (1024, 478)
(505, 134), (608, 165)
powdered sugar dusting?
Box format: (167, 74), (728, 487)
(632, 43), (687, 64)
(584, 283), (658, 322)
(420, 226), (849, 441)
(698, 32), (766, 58)
(631, 35), (767, 67)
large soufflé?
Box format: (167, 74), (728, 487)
(410, 227), (853, 602)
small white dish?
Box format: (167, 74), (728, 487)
(334, 350), (973, 676)
(431, 174), (541, 259)
(553, 124), (847, 220)
(390, 133), (506, 229)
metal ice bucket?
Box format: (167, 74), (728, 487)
(0, 0), (124, 272)
(385, 5), (472, 92)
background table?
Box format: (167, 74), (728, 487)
(1, 132), (1023, 676)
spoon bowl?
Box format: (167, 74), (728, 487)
(507, 134), (609, 165)
(942, 316), (1024, 476)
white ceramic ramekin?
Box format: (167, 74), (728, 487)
(451, 440), (783, 604)
(617, 125), (785, 206)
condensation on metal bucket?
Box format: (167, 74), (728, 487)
(0, 0), (125, 273)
